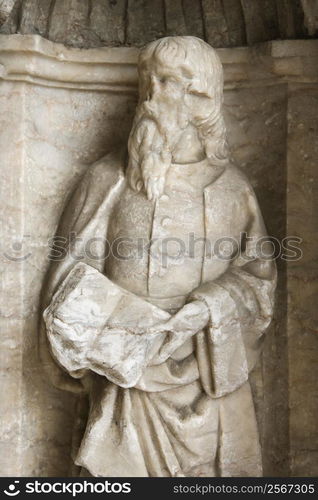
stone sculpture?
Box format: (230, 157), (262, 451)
(41, 36), (276, 477)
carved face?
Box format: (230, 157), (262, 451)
(140, 60), (188, 103)
(128, 62), (198, 200)
(127, 36), (228, 200)
(138, 59), (212, 133)
(139, 60), (191, 147)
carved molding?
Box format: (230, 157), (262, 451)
(0, 34), (139, 92)
(0, 35), (318, 93)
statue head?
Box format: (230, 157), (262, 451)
(127, 36), (229, 200)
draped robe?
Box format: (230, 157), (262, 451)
(40, 150), (276, 477)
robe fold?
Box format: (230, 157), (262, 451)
(40, 149), (276, 477)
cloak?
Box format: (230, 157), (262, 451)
(39, 150), (276, 477)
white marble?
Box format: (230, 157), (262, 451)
(41, 37), (276, 477)
(1, 34), (317, 477)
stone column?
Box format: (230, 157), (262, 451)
(0, 77), (25, 475)
(269, 40), (318, 476)
(287, 81), (318, 476)
(0, 35), (139, 475)
(285, 59), (318, 476)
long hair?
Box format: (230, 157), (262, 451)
(127, 36), (229, 190)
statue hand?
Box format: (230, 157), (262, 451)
(150, 300), (209, 336)
(144, 174), (166, 201)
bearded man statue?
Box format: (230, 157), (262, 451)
(40, 36), (276, 477)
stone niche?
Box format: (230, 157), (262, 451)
(0, 34), (317, 477)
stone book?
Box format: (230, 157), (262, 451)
(43, 262), (170, 387)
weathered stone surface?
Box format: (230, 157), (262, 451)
(262, 0), (281, 40)
(301, 0), (318, 35)
(44, 263), (172, 388)
(39, 38), (277, 477)
(48, 0), (90, 47)
(201, 0), (229, 47)
(0, 36), (138, 475)
(126, 0), (165, 45)
(19, 0), (51, 36)
(276, 0), (304, 39)
(224, 83), (289, 475)
(0, 0), (21, 33)
(222, 0), (246, 47)
(0, 0), (15, 24)
(240, 0), (268, 44)
(164, 0), (187, 36)
(181, 0), (205, 40)
(0, 80), (25, 475)
(0, 35), (317, 476)
(287, 83), (318, 477)
(0, 0), (313, 48)
(87, 0), (126, 46)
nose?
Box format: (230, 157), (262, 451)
(148, 75), (160, 100)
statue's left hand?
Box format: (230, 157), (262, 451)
(150, 300), (209, 336)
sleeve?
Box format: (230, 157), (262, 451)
(39, 175), (91, 394)
(39, 153), (124, 393)
(190, 188), (277, 398)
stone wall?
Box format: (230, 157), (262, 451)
(287, 81), (318, 477)
(0, 0), (312, 48)
(0, 35), (317, 476)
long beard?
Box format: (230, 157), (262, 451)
(127, 99), (189, 200)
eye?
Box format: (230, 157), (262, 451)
(187, 86), (210, 98)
